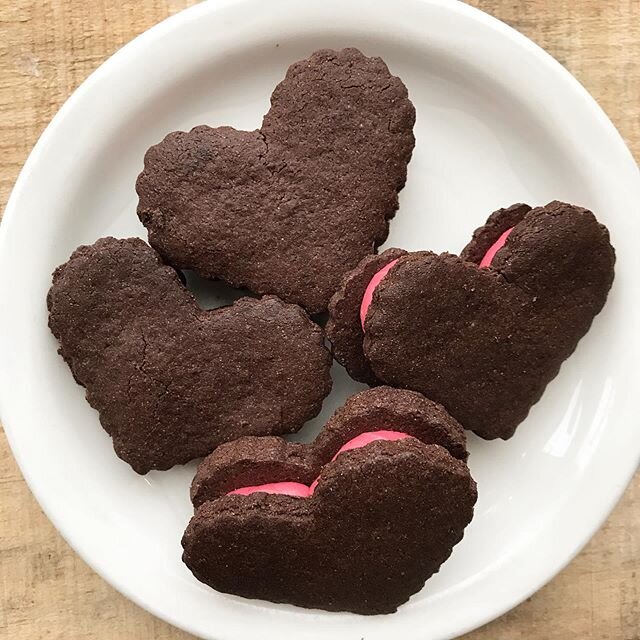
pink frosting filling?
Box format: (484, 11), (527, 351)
(228, 430), (412, 498)
(479, 227), (513, 268)
(359, 259), (399, 329)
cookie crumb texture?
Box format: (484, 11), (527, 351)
(136, 48), (416, 313)
(47, 237), (332, 474)
(182, 387), (476, 615)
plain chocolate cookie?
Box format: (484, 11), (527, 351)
(47, 237), (332, 473)
(136, 48), (416, 313)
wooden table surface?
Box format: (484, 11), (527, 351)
(1, 1), (638, 638)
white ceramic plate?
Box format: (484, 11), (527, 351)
(1, 1), (639, 638)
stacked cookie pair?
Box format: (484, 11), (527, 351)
(47, 48), (615, 615)
(328, 200), (615, 440)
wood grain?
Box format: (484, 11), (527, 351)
(0, 1), (638, 638)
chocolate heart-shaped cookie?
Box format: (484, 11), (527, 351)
(182, 387), (476, 614)
(327, 201), (615, 439)
(47, 237), (332, 473)
(136, 48), (416, 313)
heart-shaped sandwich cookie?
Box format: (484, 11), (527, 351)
(182, 386), (476, 614)
(327, 201), (615, 439)
(136, 48), (416, 313)
(48, 237), (332, 474)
